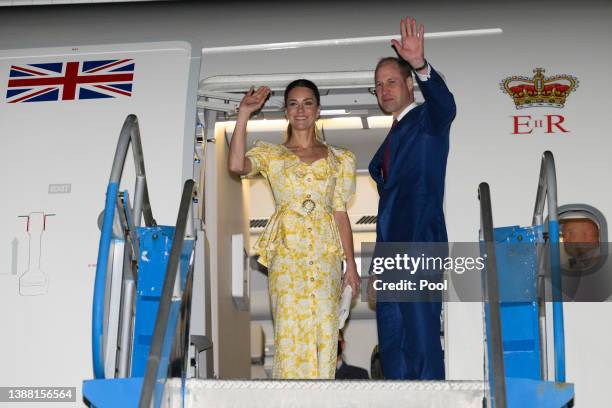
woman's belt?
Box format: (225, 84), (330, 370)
(276, 199), (333, 216)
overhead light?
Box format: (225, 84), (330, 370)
(224, 119), (288, 133)
(224, 117), (364, 132)
(367, 116), (394, 129)
(320, 109), (348, 116)
(322, 117), (363, 130)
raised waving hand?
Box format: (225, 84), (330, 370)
(228, 85), (270, 175)
(238, 86), (271, 116)
(391, 17), (427, 71)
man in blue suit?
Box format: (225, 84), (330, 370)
(368, 17), (456, 380)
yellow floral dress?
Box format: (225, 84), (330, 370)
(245, 140), (356, 379)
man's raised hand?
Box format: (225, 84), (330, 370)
(390, 17), (426, 70)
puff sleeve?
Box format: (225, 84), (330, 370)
(244, 140), (270, 178)
(332, 150), (357, 212)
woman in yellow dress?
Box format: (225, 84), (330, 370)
(228, 79), (360, 379)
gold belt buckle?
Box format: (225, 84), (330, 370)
(302, 199), (316, 214)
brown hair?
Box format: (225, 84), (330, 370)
(375, 57), (414, 80)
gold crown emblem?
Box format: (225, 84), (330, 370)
(501, 68), (578, 109)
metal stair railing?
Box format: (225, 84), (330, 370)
(139, 180), (196, 408)
(478, 182), (507, 408)
(531, 150), (565, 383)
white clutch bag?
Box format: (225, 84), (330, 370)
(338, 286), (353, 330)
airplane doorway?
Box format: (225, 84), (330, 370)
(197, 71), (449, 379)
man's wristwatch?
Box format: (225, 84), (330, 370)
(413, 59), (428, 71)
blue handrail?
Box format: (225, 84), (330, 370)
(92, 182), (120, 379)
(549, 219), (565, 382)
(92, 115), (155, 379)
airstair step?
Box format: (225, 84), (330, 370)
(161, 379), (485, 408)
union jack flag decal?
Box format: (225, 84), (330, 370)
(6, 59), (135, 103)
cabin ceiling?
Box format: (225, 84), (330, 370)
(216, 87), (399, 171)
(219, 87), (392, 171)
(224, 126), (388, 171)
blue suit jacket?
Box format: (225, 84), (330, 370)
(368, 66), (456, 243)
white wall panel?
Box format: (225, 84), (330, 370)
(0, 41), (194, 403)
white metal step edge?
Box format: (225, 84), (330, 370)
(162, 378), (486, 408)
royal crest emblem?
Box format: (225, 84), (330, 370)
(501, 68), (578, 109)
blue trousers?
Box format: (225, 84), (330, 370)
(376, 301), (444, 379)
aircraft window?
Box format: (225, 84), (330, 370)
(558, 204), (608, 274)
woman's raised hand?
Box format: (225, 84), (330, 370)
(229, 86), (270, 175)
(238, 86), (271, 116)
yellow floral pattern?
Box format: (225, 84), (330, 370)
(245, 140), (356, 379)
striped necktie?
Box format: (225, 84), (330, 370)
(382, 118), (398, 181)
